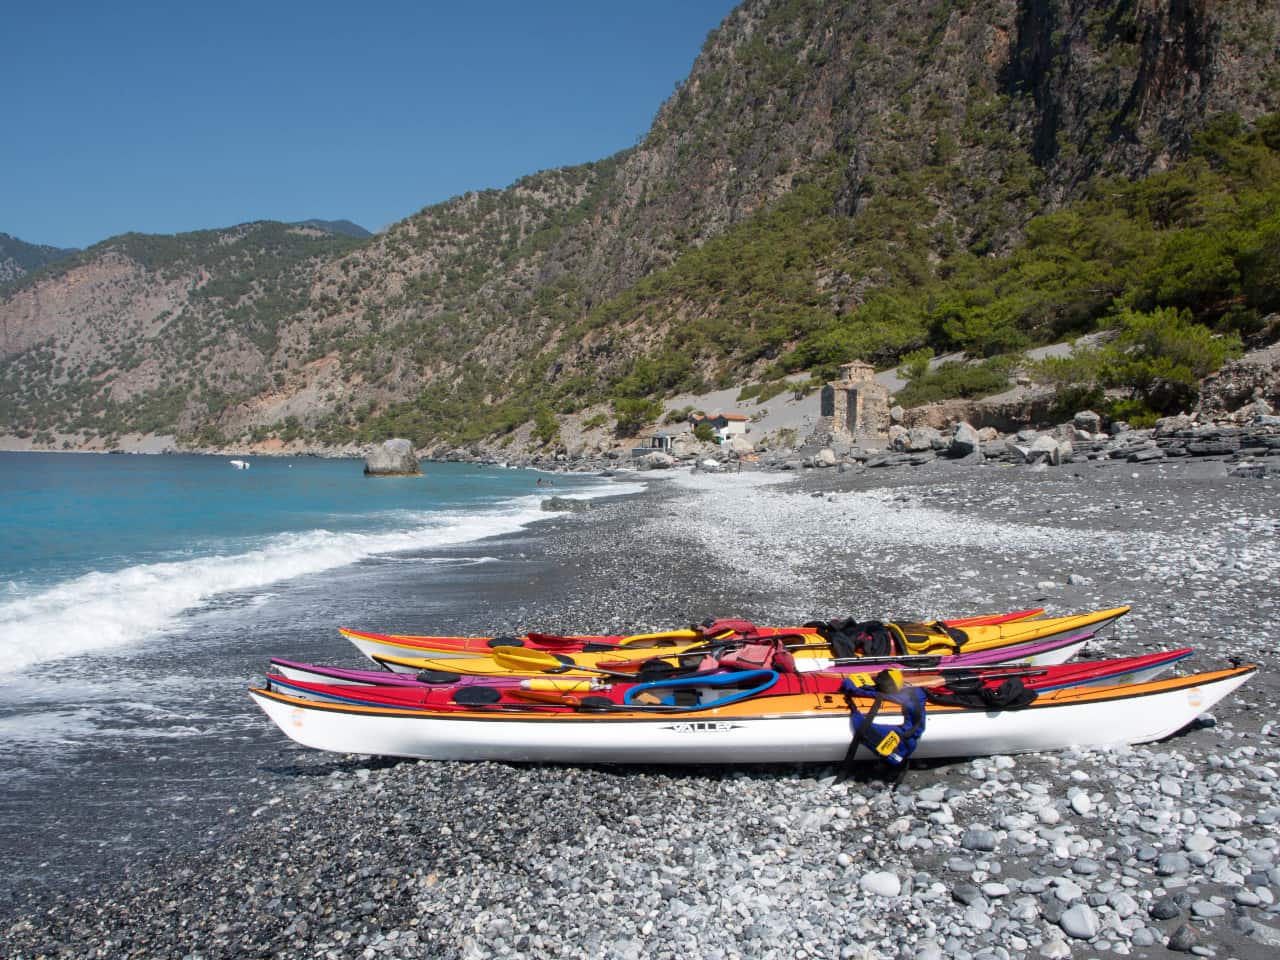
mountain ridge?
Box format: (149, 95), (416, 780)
(1, 0), (1278, 453)
(0, 233), (79, 286)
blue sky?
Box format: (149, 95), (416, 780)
(4, 1), (739, 249)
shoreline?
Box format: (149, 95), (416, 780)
(3, 458), (1279, 958)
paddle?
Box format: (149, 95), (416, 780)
(490, 646), (662, 678)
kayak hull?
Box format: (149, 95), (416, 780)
(248, 667), (1252, 765)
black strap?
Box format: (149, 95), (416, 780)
(836, 689), (883, 780)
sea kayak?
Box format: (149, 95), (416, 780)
(248, 666), (1254, 765)
(362, 623), (1107, 678)
(270, 633), (1157, 691)
(340, 607), (1048, 662)
(263, 649), (1192, 709)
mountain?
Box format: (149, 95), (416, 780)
(1, 0), (1278, 452)
(0, 233), (78, 285)
(291, 220), (373, 240)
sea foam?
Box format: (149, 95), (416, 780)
(0, 483), (639, 674)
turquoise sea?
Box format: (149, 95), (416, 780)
(0, 451), (635, 902)
(0, 452), (624, 671)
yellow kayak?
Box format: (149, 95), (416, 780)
(369, 607), (1129, 677)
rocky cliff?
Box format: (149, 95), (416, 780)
(2, 0), (1277, 451)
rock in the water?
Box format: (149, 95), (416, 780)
(363, 438), (421, 477)
(541, 497), (590, 513)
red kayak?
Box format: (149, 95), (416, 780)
(264, 648), (1190, 714)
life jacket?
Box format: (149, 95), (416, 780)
(698, 618), (761, 639)
(839, 676), (927, 770)
(804, 619), (902, 659)
(714, 640), (797, 673)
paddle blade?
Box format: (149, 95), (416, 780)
(490, 646), (572, 673)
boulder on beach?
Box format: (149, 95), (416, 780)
(638, 451), (675, 470)
(893, 426), (943, 452)
(1073, 410), (1102, 433)
(1028, 434), (1067, 466)
(363, 438), (422, 477)
(947, 422), (982, 459)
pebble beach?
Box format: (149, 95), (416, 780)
(3, 454), (1279, 960)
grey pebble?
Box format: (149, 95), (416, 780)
(1059, 903), (1099, 940)
(1157, 852), (1192, 876)
(1192, 900), (1225, 918)
(1168, 923), (1198, 952)
(1150, 895), (1184, 920)
(962, 829), (998, 852)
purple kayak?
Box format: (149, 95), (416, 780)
(268, 629), (1096, 690)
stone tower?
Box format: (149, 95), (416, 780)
(818, 361), (890, 440)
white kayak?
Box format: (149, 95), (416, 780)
(248, 666), (1253, 766)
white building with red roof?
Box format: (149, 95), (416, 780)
(689, 412), (750, 443)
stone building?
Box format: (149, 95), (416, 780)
(818, 361), (891, 440)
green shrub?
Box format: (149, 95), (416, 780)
(737, 381), (790, 403)
(1032, 307), (1242, 418)
(532, 406), (559, 445)
(693, 422), (717, 443)
(893, 356), (1018, 407)
(611, 397), (662, 436)
(898, 346), (934, 381)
